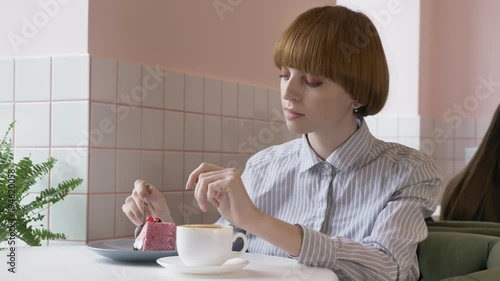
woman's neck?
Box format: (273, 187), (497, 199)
(306, 118), (359, 160)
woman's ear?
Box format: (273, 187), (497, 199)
(352, 100), (363, 113)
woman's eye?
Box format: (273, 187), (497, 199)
(304, 75), (323, 87)
(279, 74), (290, 81)
(305, 80), (322, 88)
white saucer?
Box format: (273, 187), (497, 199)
(156, 256), (249, 275)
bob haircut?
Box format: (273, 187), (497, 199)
(273, 6), (389, 116)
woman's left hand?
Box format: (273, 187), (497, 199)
(186, 163), (263, 229)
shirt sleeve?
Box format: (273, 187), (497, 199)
(296, 161), (442, 281)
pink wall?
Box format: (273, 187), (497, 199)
(420, 0), (500, 118)
(0, 0), (88, 57)
(88, 0), (336, 90)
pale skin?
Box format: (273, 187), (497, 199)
(123, 67), (362, 257)
(122, 180), (173, 226)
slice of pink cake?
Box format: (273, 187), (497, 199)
(133, 220), (176, 251)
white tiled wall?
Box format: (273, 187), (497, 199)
(238, 84), (254, 118)
(90, 56), (116, 102)
(89, 194), (115, 240)
(364, 115), (421, 150)
(142, 66), (164, 109)
(164, 72), (184, 111)
(49, 195), (87, 241)
(115, 150), (142, 193)
(222, 81), (238, 116)
(140, 151), (163, 190)
(204, 78), (221, 114)
(0, 58), (14, 102)
(0, 103), (14, 140)
(204, 115), (222, 151)
(164, 111), (184, 150)
(1, 56), (91, 247)
(419, 116), (490, 190)
(184, 113), (204, 150)
(51, 101), (89, 146)
(15, 57), (51, 101)
(141, 108), (163, 150)
(185, 75), (204, 113)
(15, 102), (51, 147)
(50, 148), (89, 194)
(90, 103), (116, 148)
(221, 118), (239, 152)
(164, 152), (185, 191)
(117, 106), (141, 149)
(117, 62), (142, 106)
(254, 87), (269, 120)
(89, 149), (116, 194)
(52, 55), (89, 100)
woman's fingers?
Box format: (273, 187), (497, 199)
(134, 180), (152, 203)
(123, 179), (175, 225)
(132, 189), (147, 217)
(186, 162), (224, 190)
(193, 169), (226, 202)
(206, 180), (225, 208)
(122, 197), (143, 226)
(122, 180), (149, 226)
(193, 169), (233, 210)
(194, 170), (232, 212)
(147, 185), (171, 220)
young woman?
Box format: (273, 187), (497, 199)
(123, 6), (442, 280)
(440, 103), (500, 222)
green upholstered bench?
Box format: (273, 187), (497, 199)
(417, 232), (500, 281)
(439, 267), (500, 280)
(426, 221), (500, 237)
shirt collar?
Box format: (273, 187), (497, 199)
(299, 118), (374, 173)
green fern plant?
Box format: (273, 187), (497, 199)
(0, 122), (83, 246)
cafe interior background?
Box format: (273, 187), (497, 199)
(0, 0), (499, 246)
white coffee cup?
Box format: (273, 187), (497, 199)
(176, 224), (248, 266)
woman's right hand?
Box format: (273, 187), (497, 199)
(122, 180), (173, 226)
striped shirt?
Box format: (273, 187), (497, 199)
(219, 118), (442, 281)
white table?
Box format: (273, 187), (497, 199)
(1, 245), (339, 281)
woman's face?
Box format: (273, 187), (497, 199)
(279, 67), (356, 135)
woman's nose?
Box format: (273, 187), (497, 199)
(281, 76), (302, 102)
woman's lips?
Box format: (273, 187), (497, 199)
(284, 109), (305, 120)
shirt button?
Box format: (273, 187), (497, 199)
(322, 163), (330, 170)
(312, 262), (319, 267)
